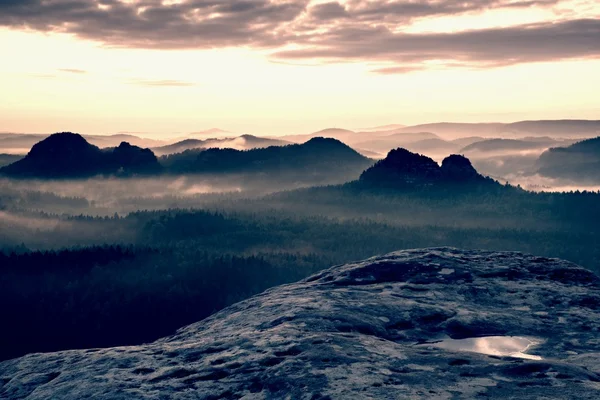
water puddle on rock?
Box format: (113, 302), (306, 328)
(425, 336), (543, 360)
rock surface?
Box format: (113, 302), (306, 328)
(1, 248), (600, 399)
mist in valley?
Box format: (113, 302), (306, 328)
(1, 121), (600, 378)
(3, 0), (600, 393)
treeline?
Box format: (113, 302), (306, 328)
(2, 186), (600, 361)
(0, 245), (329, 361)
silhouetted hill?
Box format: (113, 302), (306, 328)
(505, 120), (600, 137)
(153, 135), (290, 156)
(153, 139), (206, 155)
(451, 136), (486, 147)
(358, 123), (406, 132)
(0, 133), (167, 154)
(399, 120), (600, 139)
(282, 128), (359, 144)
(0, 132), (161, 178)
(188, 128), (232, 138)
(353, 132), (444, 154)
(398, 123), (505, 138)
(161, 137), (373, 183)
(358, 148), (493, 188)
(441, 154), (482, 181)
(536, 137), (600, 182)
(460, 138), (573, 154)
(110, 142), (162, 174)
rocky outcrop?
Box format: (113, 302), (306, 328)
(1, 248), (599, 399)
(358, 148), (441, 186)
(0, 133), (161, 178)
(358, 148), (491, 188)
(440, 154), (483, 182)
(110, 141), (162, 175)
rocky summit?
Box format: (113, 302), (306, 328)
(358, 148), (491, 188)
(0, 132), (162, 178)
(1, 248), (600, 399)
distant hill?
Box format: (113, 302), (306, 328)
(451, 136), (486, 147)
(456, 138), (576, 179)
(357, 123), (406, 132)
(282, 128), (359, 144)
(460, 138), (562, 154)
(398, 120), (600, 139)
(0, 154), (23, 168)
(0, 133), (167, 154)
(354, 148), (384, 159)
(353, 132), (445, 154)
(504, 120), (600, 137)
(0, 132), (162, 178)
(153, 135), (290, 156)
(357, 148), (494, 188)
(535, 137), (600, 182)
(161, 137), (373, 184)
(403, 138), (461, 157)
(188, 128), (232, 138)
(86, 134), (166, 149)
(397, 123), (506, 138)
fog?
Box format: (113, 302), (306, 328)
(502, 174), (600, 193)
(0, 176), (281, 216)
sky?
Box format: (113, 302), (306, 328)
(0, 0), (599, 138)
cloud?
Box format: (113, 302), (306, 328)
(1, 0), (598, 72)
(274, 18), (600, 70)
(58, 68), (87, 74)
(370, 65), (425, 75)
(127, 78), (197, 87)
(0, 0), (305, 48)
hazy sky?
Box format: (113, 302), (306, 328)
(1, 0), (599, 137)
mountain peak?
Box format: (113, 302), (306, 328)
(0, 133), (161, 178)
(359, 148), (441, 186)
(28, 132), (93, 157)
(440, 154), (482, 181)
(304, 136), (344, 145)
(358, 148), (489, 187)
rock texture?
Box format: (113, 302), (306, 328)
(1, 248), (600, 399)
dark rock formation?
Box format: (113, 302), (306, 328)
(2, 248), (599, 399)
(358, 148), (441, 186)
(359, 148), (491, 187)
(440, 154), (484, 182)
(160, 137), (373, 185)
(0, 132), (161, 178)
(109, 141), (162, 175)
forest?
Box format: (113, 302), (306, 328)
(1, 179), (599, 362)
